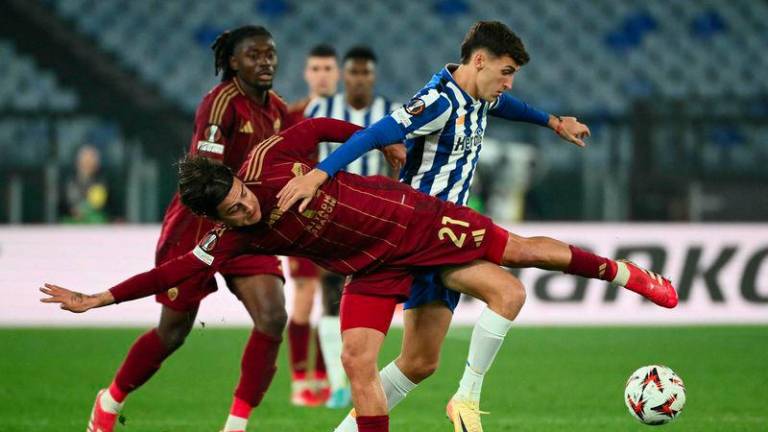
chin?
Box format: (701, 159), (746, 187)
(253, 81), (273, 91)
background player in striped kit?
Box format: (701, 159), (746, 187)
(285, 43), (340, 407)
(283, 21), (591, 432)
(301, 45), (401, 409)
(82, 26), (291, 432)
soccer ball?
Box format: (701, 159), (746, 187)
(624, 365), (686, 425)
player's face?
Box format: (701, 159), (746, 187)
(230, 36), (278, 91)
(343, 59), (375, 100)
(305, 56), (339, 97)
(476, 53), (519, 102)
(215, 178), (262, 227)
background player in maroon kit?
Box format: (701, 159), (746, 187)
(285, 43), (340, 407)
(42, 118), (677, 432)
(80, 25), (291, 432)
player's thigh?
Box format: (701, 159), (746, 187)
(228, 274), (287, 334)
(157, 304), (199, 350)
(440, 260), (526, 319)
(398, 302), (452, 379)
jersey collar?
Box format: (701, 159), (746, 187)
(440, 64), (481, 105)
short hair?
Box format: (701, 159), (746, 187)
(211, 25), (273, 81)
(177, 155), (234, 217)
(460, 21), (530, 66)
(308, 43), (337, 59)
(343, 45), (377, 64)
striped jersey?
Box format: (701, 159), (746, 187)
(391, 64), (507, 206)
(305, 93), (395, 176)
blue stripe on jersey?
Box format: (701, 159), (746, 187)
(437, 99), (478, 202)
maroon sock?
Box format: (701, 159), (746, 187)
(234, 330), (281, 407)
(288, 320), (310, 380)
(112, 329), (170, 398)
(312, 329), (327, 379)
(565, 245), (617, 281)
(356, 415), (389, 432)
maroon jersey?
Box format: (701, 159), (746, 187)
(110, 118), (508, 303)
(157, 79), (289, 257)
(285, 97), (309, 132)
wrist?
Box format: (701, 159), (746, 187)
(310, 168), (330, 184)
(549, 115), (564, 135)
(95, 291), (115, 308)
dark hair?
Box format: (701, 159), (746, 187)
(308, 43), (337, 59)
(460, 21), (529, 66)
(211, 25), (273, 81)
(343, 45), (377, 64)
(178, 155), (234, 217)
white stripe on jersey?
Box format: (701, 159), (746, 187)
(307, 93), (394, 176)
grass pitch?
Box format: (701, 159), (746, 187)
(1, 325), (766, 431)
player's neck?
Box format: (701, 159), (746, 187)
(346, 93), (372, 110)
(236, 76), (269, 105)
(451, 65), (480, 101)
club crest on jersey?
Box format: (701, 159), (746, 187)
(273, 118), (281, 133)
(200, 232), (219, 252)
(405, 98), (426, 116)
(204, 124), (222, 142)
(167, 287), (179, 301)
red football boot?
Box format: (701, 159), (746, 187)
(87, 389), (119, 432)
(617, 260), (678, 308)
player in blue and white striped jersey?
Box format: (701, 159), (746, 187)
(305, 46), (397, 178)
(281, 21), (590, 432)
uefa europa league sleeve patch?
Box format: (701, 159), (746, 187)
(405, 98), (426, 116)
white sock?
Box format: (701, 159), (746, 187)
(223, 415), (247, 431)
(334, 362), (417, 432)
(381, 361), (418, 411)
(455, 307), (513, 402)
(318, 315), (346, 391)
(99, 389), (124, 414)
(612, 261), (630, 286)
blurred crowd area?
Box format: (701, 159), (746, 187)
(0, 0), (766, 223)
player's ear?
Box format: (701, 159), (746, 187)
(229, 55), (239, 72)
(473, 50), (485, 70)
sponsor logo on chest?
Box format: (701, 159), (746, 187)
(305, 193), (337, 236)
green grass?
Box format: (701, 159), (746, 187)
(1, 326), (766, 431)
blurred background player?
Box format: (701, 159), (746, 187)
(85, 25), (291, 432)
(286, 43), (339, 125)
(300, 45), (399, 409)
(285, 43), (340, 407)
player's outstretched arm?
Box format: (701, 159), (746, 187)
(489, 94), (590, 147)
(39, 283), (114, 313)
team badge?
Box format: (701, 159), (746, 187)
(167, 287), (179, 301)
(204, 124), (222, 142)
(405, 98), (426, 116)
(273, 118), (281, 133)
(200, 232), (219, 252)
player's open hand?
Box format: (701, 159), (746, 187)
(554, 116), (591, 148)
(39, 283), (111, 313)
(382, 143), (406, 174)
(276, 168), (329, 213)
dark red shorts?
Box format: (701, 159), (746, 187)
(154, 200), (284, 311)
(343, 202), (508, 301)
(288, 257), (320, 279)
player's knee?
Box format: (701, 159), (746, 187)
(341, 342), (377, 380)
(398, 354), (439, 382)
(490, 279), (526, 319)
(254, 304), (288, 337)
(157, 324), (191, 352)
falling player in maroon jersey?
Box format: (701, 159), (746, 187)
(41, 117), (677, 432)
(77, 25), (291, 432)
(285, 43), (341, 407)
